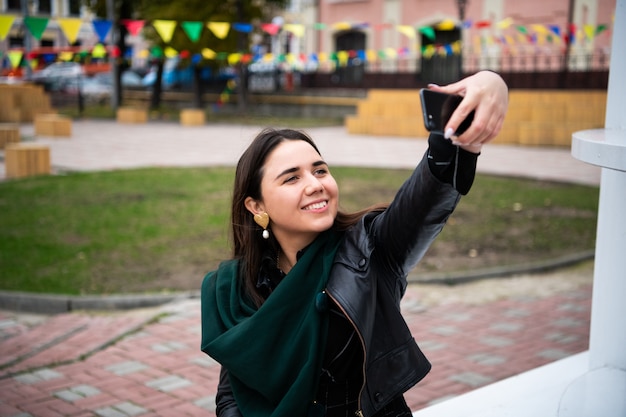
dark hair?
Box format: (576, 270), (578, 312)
(231, 128), (387, 307)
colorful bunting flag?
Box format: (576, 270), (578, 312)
(396, 25), (416, 39)
(57, 18), (82, 44)
(0, 14), (16, 41)
(124, 20), (145, 36)
(232, 23), (253, 33)
(92, 19), (112, 42)
(261, 23), (280, 35)
(181, 21), (203, 42)
(207, 22), (230, 39)
(153, 20), (177, 43)
(24, 16), (49, 40)
(8, 50), (23, 68)
(284, 24), (305, 38)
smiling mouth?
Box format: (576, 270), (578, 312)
(302, 201), (328, 210)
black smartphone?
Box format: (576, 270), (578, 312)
(419, 89), (475, 136)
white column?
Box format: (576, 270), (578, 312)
(564, 0), (626, 415)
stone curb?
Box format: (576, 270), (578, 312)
(0, 251), (594, 314)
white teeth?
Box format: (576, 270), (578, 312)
(304, 201), (327, 210)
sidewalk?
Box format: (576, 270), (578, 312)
(0, 120), (598, 416)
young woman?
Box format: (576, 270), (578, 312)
(201, 70), (509, 417)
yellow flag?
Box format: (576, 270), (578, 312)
(283, 24), (305, 38)
(92, 43), (107, 58)
(58, 18), (82, 44)
(207, 22), (230, 39)
(318, 52), (328, 63)
(366, 49), (377, 62)
(59, 51), (74, 61)
(8, 50), (23, 69)
(583, 24), (595, 40)
(138, 49), (150, 59)
(0, 14), (16, 41)
(262, 53), (273, 62)
(333, 22), (352, 31)
(202, 48), (216, 59)
(396, 25), (416, 39)
(337, 50), (349, 66)
(164, 46), (178, 58)
(435, 20), (456, 31)
(385, 48), (397, 59)
(531, 24), (549, 35)
(228, 53), (242, 65)
(497, 18), (514, 29)
(153, 20), (177, 43)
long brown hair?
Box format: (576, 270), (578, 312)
(231, 128), (387, 306)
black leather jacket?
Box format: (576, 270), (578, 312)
(216, 144), (469, 417)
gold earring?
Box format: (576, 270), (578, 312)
(254, 212), (270, 239)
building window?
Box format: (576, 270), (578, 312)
(420, 26), (462, 85)
(39, 0), (52, 14)
(7, 0), (21, 12)
(69, 0), (82, 15)
(334, 30), (366, 85)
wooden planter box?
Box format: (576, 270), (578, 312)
(0, 123), (20, 149)
(117, 107), (148, 124)
(5, 143), (51, 179)
(180, 109), (206, 126)
(34, 114), (72, 137)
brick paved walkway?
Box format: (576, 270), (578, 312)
(0, 268), (592, 417)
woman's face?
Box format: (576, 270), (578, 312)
(251, 139), (339, 248)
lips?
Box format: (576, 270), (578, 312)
(302, 200), (328, 211)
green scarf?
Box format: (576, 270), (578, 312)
(201, 231), (342, 417)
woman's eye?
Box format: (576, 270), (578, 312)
(315, 169), (328, 176)
(284, 176), (298, 183)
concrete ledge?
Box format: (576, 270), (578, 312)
(0, 290), (199, 314)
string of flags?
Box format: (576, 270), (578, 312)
(0, 13), (612, 70)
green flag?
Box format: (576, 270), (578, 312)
(24, 16), (49, 40)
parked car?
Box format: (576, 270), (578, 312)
(29, 62), (84, 90)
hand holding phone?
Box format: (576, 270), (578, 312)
(419, 89), (475, 137)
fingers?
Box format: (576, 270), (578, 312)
(438, 71), (508, 148)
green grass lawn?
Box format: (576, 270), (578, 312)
(0, 167), (599, 295)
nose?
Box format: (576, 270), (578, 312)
(305, 175), (324, 194)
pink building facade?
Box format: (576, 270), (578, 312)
(288, 0), (614, 87)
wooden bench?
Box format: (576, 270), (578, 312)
(180, 108), (206, 126)
(34, 114), (72, 137)
(116, 107), (148, 124)
(0, 123), (20, 149)
(5, 143), (51, 179)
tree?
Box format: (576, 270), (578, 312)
(138, 0), (288, 110)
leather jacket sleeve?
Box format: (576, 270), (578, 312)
(369, 135), (466, 289)
(216, 366), (243, 417)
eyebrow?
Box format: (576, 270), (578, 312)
(274, 160), (328, 181)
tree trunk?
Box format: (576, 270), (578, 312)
(193, 65), (203, 109)
(150, 60), (164, 111)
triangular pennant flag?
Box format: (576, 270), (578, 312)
(261, 23), (280, 36)
(497, 18), (514, 29)
(531, 24), (549, 34)
(92, 19), (112, 43)
(396, 25), (416, 39)
(201, 48), (216, 59)
(366, 49), (377, 62)
(436, 20), (456, 30)
(153, 20), (177, 43)
(181, 21), (203, 42)
(0, 15), (16, 41)
(283, 24), (305, 38)
(596, 24), (608, 35)
(91, 43), (107, 58)
(313, 23), (326, 30)
(59, 51), (74, 61)
(228, 52), (242, 65)
(233, 23), (253, 33)
(164, 46), (178, 58)
(24, 16), (49, 40)
(8, 50), (23, 69)
(333, 22), (352, 31)
(57, 18), (82, 44)
(207, 22), (230, 39)
(336, 50), (349, 66)
(418, 26), (436, 41)
(124, 20), (145, 36)
(138, 49), (150, 59)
